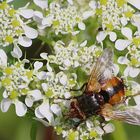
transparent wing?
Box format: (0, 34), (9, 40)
(86, 48), (114, 92)
(101, 104), (140, 126)
(112, 106), (140, 125)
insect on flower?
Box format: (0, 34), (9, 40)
(66, 48), (140, 128)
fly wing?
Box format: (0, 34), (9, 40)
(101, 104), (140, 126)
(86, 48), (114, 93)
(112, 106), (140, 125)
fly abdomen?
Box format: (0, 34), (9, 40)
(77, 94), (101, 117)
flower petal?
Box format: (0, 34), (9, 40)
(14, 100), (27, 116)
(39, 102), (54, 124)
(42, 15), (53, 26)
(40, 53), (48, 60)
(11, 44), (22, 58)
(28, 90), (43, 101)
(3, 90), (8, 98)
(33, 0), (48, 9)
(89, 0), (97, 9)
(46, 62), (52, 72)
(83, 11), (93, 19)
(121, 17), (128, 26)
(124, 66), (130, 77)
(118, 56), (129, 64)
(34, 61), (43, 70)
(132, 14), (140, 34)
(19, 9), (34, 19)
(115, 39), (131, 51)
(59, 74), (67, 85)
(23, 25), (38, 39)
(129, 67), (140, 78)
(50, 104), (62, 116)
(18, 36), (32, 47)
(78, 22), (86, 30)
(33, 11), (43, 23)
(67, 0), (73, 5)
(0, 49), (7, 68)
(25, 96), (33, 107)
(42, 83), (48, 92)
(103, 123), (115, 133)
(35, 107), (44, 118)
(128, 0), (140, 10)
(80, 40), (87, 47)
(96, 31), (107, 42)
(134, 95), (140, 105)
(121, 27), (132, 40)
(113, 64), (120, 76)
(1, 98), (12, 112)
(109, 32), (117, 42)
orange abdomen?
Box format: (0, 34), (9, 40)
(101, 77), (125, 105)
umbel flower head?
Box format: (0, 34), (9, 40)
(0, 53), (44, 116)
(33, 1), (85, 35)
(94, 0), (135, 31)
(0, 1), (38, 58)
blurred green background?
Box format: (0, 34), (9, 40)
(1, 106), (140, 140)
(1, 0), (140, 140)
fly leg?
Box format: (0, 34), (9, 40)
(73, 119), (85, 130)
(70, 83), (87, 92)
(98, 115), (106, 134)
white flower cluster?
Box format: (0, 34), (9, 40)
(33, 1), (85, 35)
(116, 27), (140, 78)
(0, 1), (38, 58)
(41, 40), (102, 73)
(0, 55), (43, 116)
(95, 0), (135, 30)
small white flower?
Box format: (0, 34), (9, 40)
(118, 55), (140, 77)
(0, 1), (38, 57)
(96, 0), (135, 30)
(34, 2), (85, 35)
(1, 98), (27, 116)
(115, 27), (140, 50)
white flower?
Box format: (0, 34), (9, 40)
(33, 2), (85, 35)
(115, 27), (140, 50)
(0, 1), (38, 57)
(1, 98), (27, 116)
(118, 55), (140, 77)
(41, 40), (102, 73)
(35, 99), (59, 125)
(0, 60), (43, 116)
(96, 0), (135, 30)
